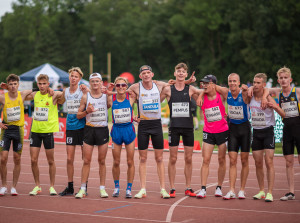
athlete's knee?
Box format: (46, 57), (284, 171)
(285, 159), (293, 168)
(255, 160), (263, 168)
(98, 158), (106, 166)
(265, 159), (274, 169)
(13, 156), (21, 165)
(218, 156), (226, 166)
(155, 155), (163, 163)
(241, 157), (248, 167)
(1, 156), (8, 165)
(113, 159), (121, 168)
(67, 157), (74, 166)
(127, 159), (134, 168)
(202, 158), (211, 167)
(47, 159), (55, 166)
(83, 157), (91, 165)
(169, 156), (177, 165)
(139, 156), (147, 163)
(31, 158), (38, 166)
(185, 156), (192, 165)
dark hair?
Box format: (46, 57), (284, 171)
(6, 74), (20, 83)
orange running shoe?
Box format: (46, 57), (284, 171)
(169, 189), (176, 198)
(185, 188), (196, 197)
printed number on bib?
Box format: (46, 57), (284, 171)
(113, 108), (131, 123)
(172, 102), (189, 117)
(228, 105), (244, 120)
(90, 109), (106, 122)
(67, 100), (81, 114)
(251, 111), (266, 126)
(205, 106), (222, 122)
(281, 101), (299, 118)
(6, 106), (21, 122)
(142, 99), (159, 113)
(34, 107), (49, 121)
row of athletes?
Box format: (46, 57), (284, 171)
(0, 64), (299, 202)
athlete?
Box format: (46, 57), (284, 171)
(57, 67), (88, 196)
(243, 73), (285, 202)
(111, 77), (136, 199)
(0, 74), (35, 196)
(196, 74), (229, 199)
(27, 74), (64, 196)
(75, 73), (112, 199)
(160, 63), (201, 198)
(205, 73), (251, 200)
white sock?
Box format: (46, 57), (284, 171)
(100, 185), (105, 190)
(81, 183), (86, 191)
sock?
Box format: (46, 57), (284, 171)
(114, 180), (120, 188)
(201, 186), (206, 190)
(80, 183), (86, 191)
(126, 183), (132, 191)
(216, 186), (222, 190)
(100, 185), (105, 190)
(86, 181), (88, 193)
(68, 182), (73, 190)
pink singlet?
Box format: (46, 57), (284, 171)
(201, 92), (228, 133)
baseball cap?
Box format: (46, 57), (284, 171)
(89, 73), (102, 80)
(200, 74), (217, 84)
(139, 65), (152, 73)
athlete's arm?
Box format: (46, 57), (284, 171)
(267, 95), (285, 118)
(241, 84), (251, 104)
(196, 89), (205, 106)
(127, 83), (139, 100)
(52, 91), (64, 105)
(0, 94), (4, 105)
(190, 86), (203, 102)
(56, 89), (66, 105)
(77, 94), (88, 119)
(296, 88), (300, 100)
(24, 91), (37, 101)
(129, 91), (137, 106)
(215, 85), (229, 99)
(107, 93), (112, 109)
(160, 85), (171, 102)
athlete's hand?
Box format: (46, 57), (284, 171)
(0, 82), (8, 90)
(247, 86), (254, 97)
(196, 95), (203, 107)
(241, 84), (248, 92)
(133, 116), (140, 123)
(47, 88), (55, 97)
(187, 71), (196, 84)
(168, 79), (176, 85)
(261, 97), (268, 110)
(107, 83), (115, 91)
(86, 103), (95, 114)
(266, 101), (276, 109)
(0, 122), (8, 129)
(80, 84), (89, 94)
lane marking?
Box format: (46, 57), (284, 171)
(95, 204), (131, 213)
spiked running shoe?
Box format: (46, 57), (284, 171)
(196, 189), (206, 199)
(265, 193), (273, 202)
(215, 187), (223, 197)
(125, 190), (132, 199)
(29, 186), (42, 196)
(169, 189), (176, 198)
(49, 187), (57, 196)
(100, 189), (108, 198)
(75, 189), (86, 199)
(223, 191), (236, 200)
(10, 187), (18, 196)
(280, 192), (295, 201)
(59, 187), (74, 196)
(185, 188), (196, 197)
(238, 190), (246, 199)
(135, 189), (146, 199)
(160, 189), (170, 199)
(253, 191), (265, 200)
(112, 188), (120, 197)
(0, 187), (8, 196)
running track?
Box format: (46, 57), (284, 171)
(1, 141), (299, 223)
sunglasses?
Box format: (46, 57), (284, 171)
(115, 83), (127, 88)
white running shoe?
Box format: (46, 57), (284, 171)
(0, 187), (8, 196)
(196, 189), (206, 198)
(280, 192), (295, 201)
(223, 191), (236, 200)
(238, 190), (246, 199)
(215, 187), (222, 197)
(10, 187), (18, 196)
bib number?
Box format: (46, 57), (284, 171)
(113, 108), (131, 123)
(228, 105), (244, 120)
(281, 101), (299, 118)
(172, 102), (189, 117)
(6, 106), (21, 122)
(205, 106), (222, 122)
(90, 108), (106, 122)
(251, 111), (266, 126)
(142, 99), (159, 113)
(67, 99), (81, 114)
(34, 107), (49, 121)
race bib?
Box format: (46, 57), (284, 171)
(6, 106), (21, 122)
(228, 105), (244, 120)
(90, 108), (106, 122)
(251, 111), (266, 126)
(172, 102), (190, 117)
(67, 99), (81, 114)
(142, 99), (159, 113)
(113, 108), (131, 123)
(205, 106), (222, 122)
(34, 107), (49, 121)
(281, 101), (299, 118)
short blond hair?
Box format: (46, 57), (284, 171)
(68, 67), (83, 78)
(228, 73), (240, 81)
(277, 66), (291, 78)
(254, 73), (267, 83)
(175, 63), (188, 71)
(37, 74), (49, 82)
(114, 76), (129, 85)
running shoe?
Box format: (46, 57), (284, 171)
(160, 189), (170, 199)
(75, 189), (86, 199)
(29, 186), (42, 196)
(265, 193), (273, 202)
(169, 189), (176, 198)
(112, 188), (120, 197)
(280, 192), (295, 201)
(59, 187), (74, 196)
(196, 189), (206, 198)
(185, 188), (196, 197)
(238, 190), (246, 199)
(10, 187), (18, 196)
(134, 189), (147, 199)
(253, 191), (265, 200)
(0, 187), (7, 196)
(49, 187), (57, 196)
(125, 190), (132, 199)
(100, 189), (109, 198)
(215, 187), (222, 197)
(223, 191), (236, 200)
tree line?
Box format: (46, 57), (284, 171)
(0, 0), (299, 85)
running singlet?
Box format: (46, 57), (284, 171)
(3, 91), (24, 126)
(112, 93), (133, 126)
(201, 92), (228, 133)
(65, 87), (85, 130)
(138, 82), (161, 120)
(227, 90), (250, 124)
(31, 91), (59, 133)
(279, 87), (300, 126)
(249, 97), (275, 129)
(168, 85), (193, 128)
(86, 92), (108, 127)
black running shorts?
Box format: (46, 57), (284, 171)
(203, 130), (229, 146)
(0, 125), (24, 154)
(228, 121), (251, 153)
(66, 128), (84, 146)
(168, 127), (194, 147)
(83, 125), (109, 146)
(138, 119), (164, 150)
(252, 126), (275, 151)
(282, 123), (300, 155)
(30, 132), (54, 149)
